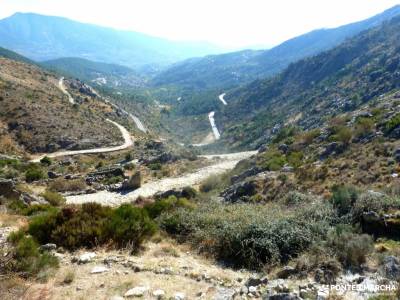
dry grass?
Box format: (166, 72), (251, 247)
(26, 240), (250, 300)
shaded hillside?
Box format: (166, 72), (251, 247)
(219, 15), (400, 149)
(42, 57), (146, 89)
(0, 13), (222, 69)
(152, 5), (400, 89)
(0, 46), (34, 64)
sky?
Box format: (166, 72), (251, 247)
(1, 0), (400, 49)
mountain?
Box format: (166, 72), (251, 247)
(0, 55), (137, 155)
(152, 5), (400, 89)
(0, 46), (34, 64)
(42, 57), (146, 88)
(0, 13), (222, 69)
(217, 14), (400, 149)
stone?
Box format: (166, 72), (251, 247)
(122, 171), (141, 190)
(278, 144), (289, 154)
(40, 243), (57, 251)
(91, 266), (109, 274)
(319, 142), (345, 159)
(240, 286), (249, 294)
(276, 266), (296, 279)
(281, 165), (294, 173)
(221, 180), (259, 203)
(109, 296), (124, 300)
(231, 167), (265, 184)
(48, 171), (61, 179)
(0, 179), (19, 199)
(394, 148), (400, 162)
(381, 256), (400, 280)
(246, 275), (268, 287)
(248, 286), (257, 293)
(124, 286), (149, 297)
(263, 293), (301, 300)
(78, 252), (96, 264)
(173, 292), (185, 300)
(152, 289), (166, 299)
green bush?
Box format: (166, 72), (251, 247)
(28, 203), (156, 251)
(49, 178), (86, 192)
(329, 231), (373, 269)
(106, 204), (157, 250)
(47, 204), (112, 249)
(330, 126), (352, 145)
(41, 190), (66, 206)
(145, 196), (195, 219)
(159, 201), (335, 268)
(351, 192), (400, 222)
(8, 235), (58, 277)
(25, 166), (46, 182)
(384, 113), (400, 134)
(331, 185), (359, 217)
(199, 175), (223, 193)
(40, 156), (52, 166)
(354, 118), (374, 138)
(262, 150), (286, 171)
(148, 163), (162, 170)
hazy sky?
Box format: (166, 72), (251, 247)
(1, 0), (400, 49)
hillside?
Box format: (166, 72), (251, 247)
(152, 5), (400, 89)
(0, 46), (34, 64)
(42, 57), (146, 89)
(217, 14), (400, 149)
(0, 13), (222, 69)
(0, 56), (135, 155)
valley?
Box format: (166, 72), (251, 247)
(2, 4), (400, 300)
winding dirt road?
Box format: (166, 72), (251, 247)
(30, 119), (133, 162)
(59, 77), (75, 104)
(66, 151), (257, 206)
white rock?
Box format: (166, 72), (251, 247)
(153, 289), (166, 298)
(109, 296), (124, 300)
(174, 292), (185, 300)
(79, 252), (96, 264)
(248, 286), (257, 293)
(124, 286), (149, 297)
(91, 266), (109, 274)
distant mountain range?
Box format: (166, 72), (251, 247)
(152, 5), (400, 89)
(0, 13), (222, 69)
(42, 57), (146, 89)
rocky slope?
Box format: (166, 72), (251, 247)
(151, 5), (400, 90)
(0, 56), (137, 155)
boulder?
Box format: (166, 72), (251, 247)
(124, 286), (149, 297)
(319, 142), (345, 159)
(91, 266), (109, 274)
(394, 148), (400, 162)
(0, 179), (19, 199)
(48, 171), (61, 179)
(246, 275), (268, 287)
(221, 180), (258, 203)
(263, 294), (301, 300)
(152, 289), (166, 299)
(231, 167), (264, 184)
(88, 167), (124, 178)
(173, 292), (185, 300)
(40, 243), (57, 251)
(380, 256), (400, 281)
(278, 144), (289, 154)
(78, 252), (96, 264)
(276, 266), (296, 279)
(122, 171), (141, 190)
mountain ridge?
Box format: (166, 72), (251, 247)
(0, 12), (222, 69)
